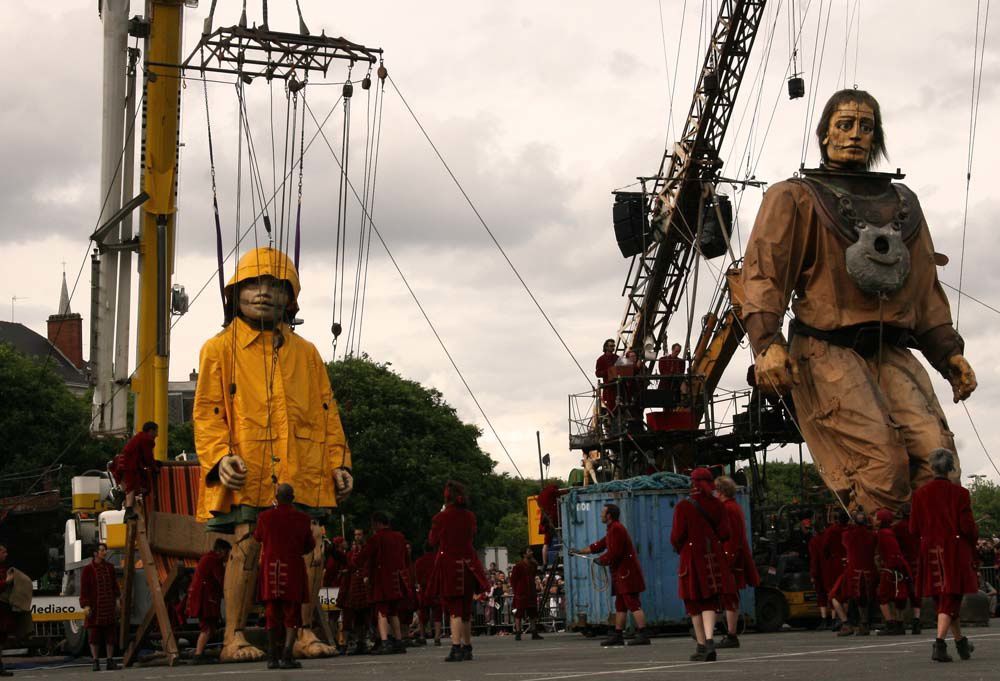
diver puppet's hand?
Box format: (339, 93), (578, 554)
(219, 454), (248, 491)
(333, 468), (354, 502)
(947, 355), (977, 403)
(754, 343), (799, 396)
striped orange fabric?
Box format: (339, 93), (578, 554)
(142, 462), (203, 583)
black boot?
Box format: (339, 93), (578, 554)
(444, 644), (463, 662)
(689, 644), (707, 661)
(954, 636), (974, 661)
(716, 633), (740, 648)
(600, 630), (624, 647)
(266, 630), (281, 669)
(626, 629), (650, 646)
(92, 659), (101, 672)
(911, 617), (922, 635)
(373, 638), (395, 655)
(515, 632), (522, 641)
(461, 645), (473, 661)
(704, 639), (717, 662)
(278, 646), (302, 669)
(394, 637), (408, 654)
(346, 638), (368, 656)
(931, 638), (952, 662)
(105, 658), (118, 671)
(531, 629), (544, 641)
(0, 658), (11, 678)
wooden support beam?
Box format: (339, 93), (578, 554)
(124, 507), (179, 666)
(123, 562), (182, 667)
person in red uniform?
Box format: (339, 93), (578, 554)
(837, 511), (878, 636)
(874, 508), (911, 636)
(670, 468), (733, 661)
(807, 517), (832, 629)
(187, 538), (231, 663)
(360, 511), (411, 655)
(323, 537), (349, 653)
(510, 547), (542, 641)
(0, 545), (15, 677)
(822, 510), (849, 630)
(413, 544), (442, 646)
(426, 480), (489, 662)
(343, 529), (371, 655)
(397, 542), (419, 648)
(80, 543), (120, 671)
(715, 476), (759, 649)
(115, 421), (159, 520)
(893, 503), (922, 634)
(537, 483), (563, 568)
(596, 339), (619, 414)
(574, 503), (650, 648)
(910, 449), (978, 662)
(253, 483), (316, 670)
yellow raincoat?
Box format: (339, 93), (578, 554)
(193, 248), (351, 522)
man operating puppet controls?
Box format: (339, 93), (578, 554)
(194, 247), (354, 663)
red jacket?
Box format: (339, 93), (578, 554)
(323, 546), (348, 589)
(591, 520), (645, 596)
(187, 550), (226, 620)
(509, 559), (539, 611)
(892, 519), (920, 597)
(537, 485), (562, 542)
(117, 431), (157, 494)
(413, 552), (436, 607)
(361, 528), (411, 604)
(596, 352), (619, 410)
(253, 503), (315, 603)
(344, 545), (370, 610)
(80, 560), (120, 628)
(910, 478), (979, 596)
(670, 493), (734, 600)
(427, 505), (489, 599)
(840, 525), (877, 600)
(819, 523), (847, 593)
(876, 527), (911, 603)
(721, 498), (759, 590)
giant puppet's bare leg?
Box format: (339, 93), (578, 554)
(220, 524), (266, 663)
(294, 521), (337, 658)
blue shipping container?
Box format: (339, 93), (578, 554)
(560, 484), (754, 628)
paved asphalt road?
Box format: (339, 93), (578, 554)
(6, 629), (997, 681)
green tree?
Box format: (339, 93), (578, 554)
(489, 512), (530, 556)
(750, 459), (827, 510)
(969, 478), (1000, 538)
(0, 343), (118, 497)
(167, 420), (195, 459)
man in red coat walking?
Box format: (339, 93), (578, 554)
(821, 510), (849, 630)
(715, 476), (759, 649)
(80, 543), (120, 671)
(807, 517), (832, 629)
(187, 539), (231, 663)
(670, 468), (733, 661)
(910, 449), (978, 662)
(413, 545), (441, 646)
(427, 481), (489, 662)
(874, 509), (911, 636)
(115, 421), (159, 520)
(893, 503), (922, 634)
(574, 503), (649, 648)
(510, 547), (542, 641)
(253, 484), (316, 669)
(838, 511), (878, 636)
(361, 512), (411, 655)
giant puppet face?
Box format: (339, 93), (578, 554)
(823, 101), (876, 169)
(238, 275), (290, 325)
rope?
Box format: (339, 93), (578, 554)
(303, 99), (526, 480)
(387, 75), (595, 390)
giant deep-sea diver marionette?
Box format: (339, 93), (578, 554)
(193, 247), (354, 662)
(741, 89), (977, 513)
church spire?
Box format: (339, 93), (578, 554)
(58, 268), (71, 316)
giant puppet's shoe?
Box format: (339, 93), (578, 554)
(293, 627), (337, 658)
(220, 631), (267, 663)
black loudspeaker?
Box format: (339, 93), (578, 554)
(699, 194), (733, 259)
(613, 192), (650, 258)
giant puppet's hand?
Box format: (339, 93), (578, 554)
(754, 343), (799, 396)
(333, 468), (354, 502)
(947, 355), (977, 403)
(219, 454), (249, 491)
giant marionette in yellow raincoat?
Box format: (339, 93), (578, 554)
(194, 247), (353, 662)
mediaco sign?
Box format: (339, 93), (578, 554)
(30, 596), (85, 622)
(318, 587), (339, 612)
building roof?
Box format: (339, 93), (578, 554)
(0, 321), (88, 388)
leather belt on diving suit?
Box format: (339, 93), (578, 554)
(789, 319), (914, 359)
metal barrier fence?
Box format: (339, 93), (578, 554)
(468, 594), (566, 635)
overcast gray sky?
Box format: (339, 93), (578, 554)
(2, 1), (999, 484)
